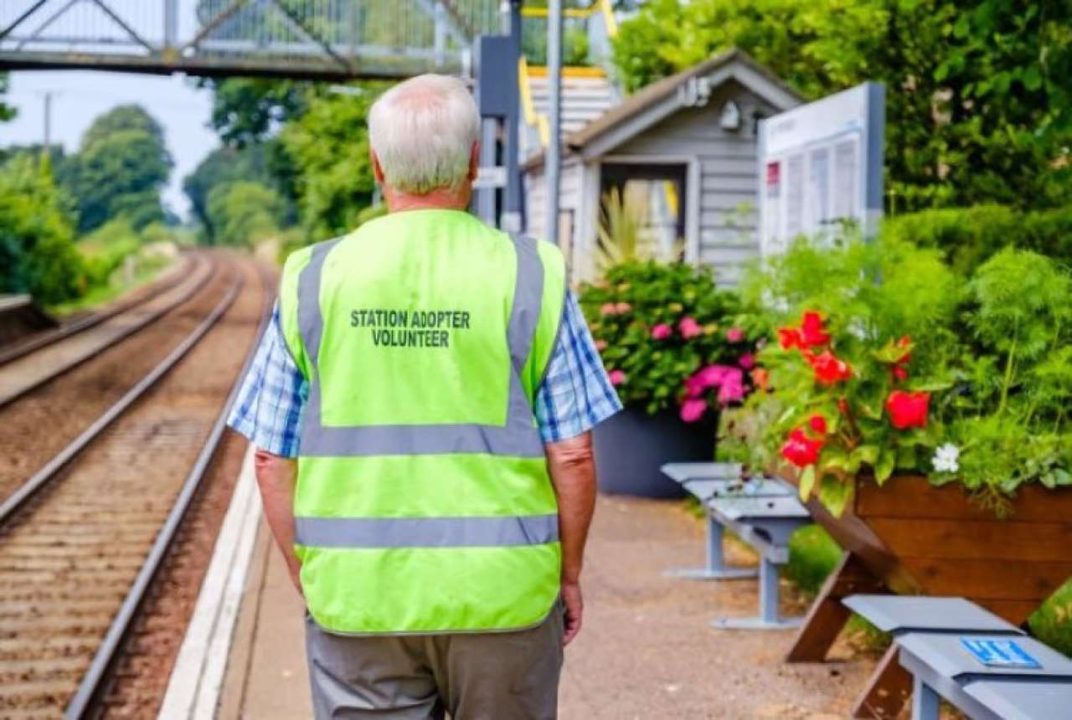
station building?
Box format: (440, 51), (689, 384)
(521, 50), (801, 286)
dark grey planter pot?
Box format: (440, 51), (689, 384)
(593, 405), (718, 499)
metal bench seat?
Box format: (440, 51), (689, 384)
(844, 594), (1072, 720)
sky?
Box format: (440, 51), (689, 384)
(1, 70), (218, 220)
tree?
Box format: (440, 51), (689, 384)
(202, 78), (307, 147)
(183, 144), (283, 243)
(205, 181), (285, 246)
(64, 106), (173, 233)
(276, 86), (380, 238)
(0, 73), (15, 123)
(0, 154), (85, 303)
(79, 103), (164, 148)
(612, 0), (1072, 210)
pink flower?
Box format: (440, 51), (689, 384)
(718, 379), (745, 405)
(651, 323), (672, 340)
(726, 327), (745, 343)
(680, 398), (707, 423)
(595, 339), (608, 352)
(678, 317), (703, 339)
(608, 369), (626, 386)
(684, 374), (707, 398)
(615, 302), (632, 314)
(738, 353), (756, 370)
(600, 303), (617, 316)
(697, 364), (734, 386)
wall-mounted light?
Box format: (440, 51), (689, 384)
(720, 100), (741, 131)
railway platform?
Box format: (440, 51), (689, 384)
(167, 447), (877, 719)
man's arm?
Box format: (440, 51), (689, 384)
(545, 431), (598, 646)
(253, 448), (303, 594)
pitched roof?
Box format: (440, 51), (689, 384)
(525, 48), (802, 170)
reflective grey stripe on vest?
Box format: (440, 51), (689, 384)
(294, 514), (559, 548)
(297, 232), (546, 458)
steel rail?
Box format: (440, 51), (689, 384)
(0, 254), (218, 410)
(0, 261), (240, 527)
(65, 261), (274, 719)
(0, 254), (198, 367)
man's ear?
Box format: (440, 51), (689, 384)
(371, 150), (386, 185)
(467, 141), (480, 182)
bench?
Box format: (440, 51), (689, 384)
(661, 462), (789, 580)
(845, 594), (1072, 719)
(661, 462), (811, 630)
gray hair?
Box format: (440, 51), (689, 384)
(368, 74), (480, 195)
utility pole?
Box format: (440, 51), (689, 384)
(545, 0), (563, 245)
(42, 91), (52, 149)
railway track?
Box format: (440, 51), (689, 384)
(0, 255), (198, 368)
(0, 253), (215, 409)
(0, 254), (273, 719)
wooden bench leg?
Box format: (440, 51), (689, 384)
(785, 552), (885, 662)
(851, 643), (913, 719)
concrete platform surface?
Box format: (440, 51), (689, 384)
(217, 495), (873, 719)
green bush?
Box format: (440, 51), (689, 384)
(883, 205), (1072, 275)
(579, 261), (762, 423)
(79, 218), (141, 288)
(0, 154), (85, 304)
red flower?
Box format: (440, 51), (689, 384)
(800, 311), (831, 346)
(809, 350), (853, 385)
(809, 414), (828, 435)
(885, 390), (930, 429)
(778, 326), (805, 350)
(892, 365), (909, 382)
(780, 428), (824, 468)
(837, 397), (850, 416)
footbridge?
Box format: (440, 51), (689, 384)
(0, 0), (502, 80)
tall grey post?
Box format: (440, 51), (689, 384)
(545, 0), (563, 245)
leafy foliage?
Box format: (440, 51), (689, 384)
(579, 261), (760, 421)
(201, 78), (308, 147)
(729, 235), (1072, 515)
(0, 73), (15, 123)
(62, 106), (173, 233)
(612, 0), (1072, 210)
(276, 85), (380, 238)
(205, 181), (285, 247)
(0, 154), (85, 304)
(183, 144), (288, 243)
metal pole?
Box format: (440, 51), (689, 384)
(501, 0), (524, 232)
(43, 92), (51, 148)
(164, 0), (177, 50)
(545, 0), (563, 244)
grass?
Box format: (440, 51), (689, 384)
(1031, 581), (1072, 656)
(48, 254), (172, 317)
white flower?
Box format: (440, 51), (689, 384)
(932, 443), (960, 473)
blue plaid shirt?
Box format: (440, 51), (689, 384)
(228, 293), (621, 458)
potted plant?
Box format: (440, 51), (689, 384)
(579, 260), (761, 497)
(725, 236), (1072, 631)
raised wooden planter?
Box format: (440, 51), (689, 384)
(786, 474), (1072, 718)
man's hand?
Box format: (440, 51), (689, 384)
(561, 580), (583, 646)
(546, 433), (597, 647)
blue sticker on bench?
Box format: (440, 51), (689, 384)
(960, 638), (1041, 670)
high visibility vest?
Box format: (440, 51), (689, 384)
(279, 209), (567, 635)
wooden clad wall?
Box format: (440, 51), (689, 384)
(612, 83), (781, 286)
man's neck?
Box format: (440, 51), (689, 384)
(385, 186), (471, 214)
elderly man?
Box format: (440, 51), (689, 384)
(227, 74), (620, 719)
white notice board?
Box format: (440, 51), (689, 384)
(758, 82), (885, 256)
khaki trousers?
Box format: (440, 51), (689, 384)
(304, 605), (564, 720)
